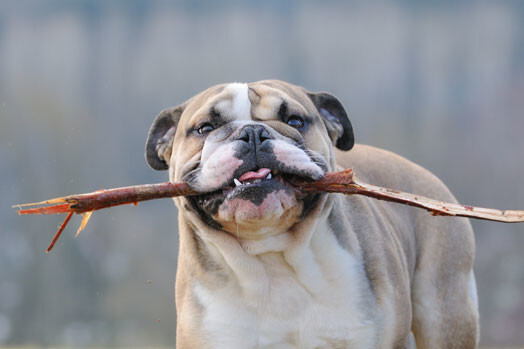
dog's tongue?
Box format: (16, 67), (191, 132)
(238, 168), (271, 182)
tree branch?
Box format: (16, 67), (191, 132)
(14, 169), (524, 251)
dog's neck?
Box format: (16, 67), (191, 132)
(178, 195), (365, 298)
(176, 195), (376, 348)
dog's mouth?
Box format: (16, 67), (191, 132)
(185, 167), (322, 229)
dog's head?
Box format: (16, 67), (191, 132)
(145, 80), (353, 238)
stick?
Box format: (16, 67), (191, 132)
(46, 212), (73, 253)
(14, 181), (195, 252)
(294, 172), (524, 223)
(15, 182), (195, 214)
(14, 169), (524, 251)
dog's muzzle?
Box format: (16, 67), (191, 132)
(183, 124), (326, 233)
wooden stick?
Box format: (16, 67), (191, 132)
(46, 212), (73, 252)
(14, 181), (195, 214)
(295, 171), (524, 223)
(13, 169), (524, 252)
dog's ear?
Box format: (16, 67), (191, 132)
(145, 105), (185, 170)
(307, 91), (354, 151)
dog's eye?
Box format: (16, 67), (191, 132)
(287, 115), (304, 129)
(197, 123), (215, 135)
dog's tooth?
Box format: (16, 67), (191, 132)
(266, 173), (272, 180)
(234, 178), (241, 187)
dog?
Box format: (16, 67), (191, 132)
(145, 80), (479, 348)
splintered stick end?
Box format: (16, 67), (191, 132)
(16, 203), (72, 215)
(13, 197), (67, 208)
(46, 211), (74, 253)
(75, 211), (93, 237)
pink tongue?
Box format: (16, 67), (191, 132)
(238, 168), (271, 182)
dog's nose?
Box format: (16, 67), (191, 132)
(237, 125), (272, 145)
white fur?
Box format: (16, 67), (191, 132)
(469, 271), (479, 314)
(193, 218), (378, 348)
(272, 140), (324, 179)
(225, 83), (251, 120)
(198, 142), (243, 190)
(469, 270), (479, 320)
(469, 271), (480, 345)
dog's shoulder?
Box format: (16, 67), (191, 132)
(335, 144), (458, 204)
(337, 144), (475, 272)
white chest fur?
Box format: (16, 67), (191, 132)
(192, 220), (378, 349)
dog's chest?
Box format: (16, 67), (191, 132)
(193, 225), (377, 348)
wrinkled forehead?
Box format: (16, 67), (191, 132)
(181, 81), (316, 124)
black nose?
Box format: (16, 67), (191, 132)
(237, 125), (272, 145)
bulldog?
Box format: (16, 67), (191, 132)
(145, 80), (479, 348)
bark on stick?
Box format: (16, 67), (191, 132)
(14, 169), (524, 251)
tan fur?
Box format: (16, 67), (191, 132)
(335, 145), (479, 348)
(149, 80), (478, 348)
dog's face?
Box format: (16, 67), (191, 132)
(145, 80), (353, 238)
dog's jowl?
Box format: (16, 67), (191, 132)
(145, 80), (479, 348)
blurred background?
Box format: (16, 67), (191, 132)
(1, 0), (523, 347)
